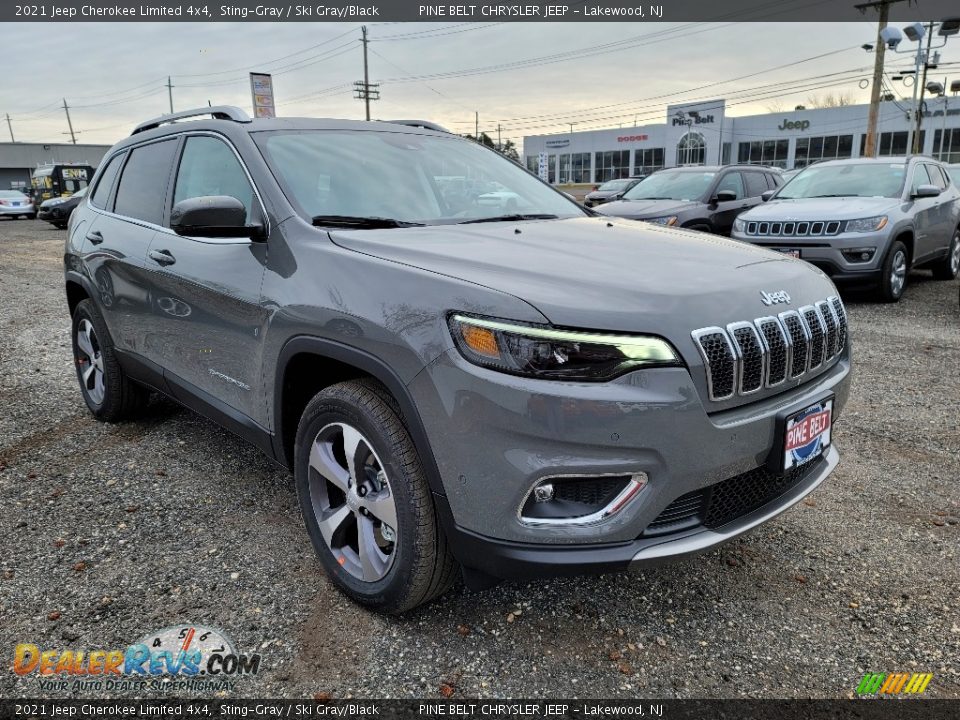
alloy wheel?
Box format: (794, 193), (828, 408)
(307, 422), (398, 582)
(890, 249), (907, 297)
(76, 318), (105, 405)
(951, 232), (960, 275)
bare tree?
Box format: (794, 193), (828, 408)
(805, 92), (854, 108)
(766, 100), (785, 113)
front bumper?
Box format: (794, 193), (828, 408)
(38, 207), (66, 222)
(438, 446), (836, 580)
(732, 228), (890, 282)
(409, 346), (850, 557)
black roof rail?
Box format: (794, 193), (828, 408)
(131, 106), (252, 135)
(381, 119), (450, 133)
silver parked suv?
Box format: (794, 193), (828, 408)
(732, 157), (960, 301)
(64, 107), (851, 612)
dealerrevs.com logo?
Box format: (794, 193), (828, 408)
(13, 624), (262, 693)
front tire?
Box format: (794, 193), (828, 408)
(71, 299), (150, 421)
(878, 240), (909, 303)
(295, 380), (457, 613)
(931, 228), (960, 281)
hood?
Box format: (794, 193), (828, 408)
(595, 198), (699, 219)
(329, 217), (836, 340)
(742, 195), (897, 221)
(585, 189), (622, 200)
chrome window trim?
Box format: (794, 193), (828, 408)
(86, 129), (269, 246)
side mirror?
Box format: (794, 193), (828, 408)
(761, 190), (776, 202)
(714, 190), (738, 203)
(912, 184), (941, 199)
(170, 196), (264, 239)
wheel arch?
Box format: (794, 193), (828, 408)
(893, 228), (914, 265)
(65, 271), (94, 317)
(273, 336), (447, 497)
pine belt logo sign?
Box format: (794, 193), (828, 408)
(856, 672), (933, 697)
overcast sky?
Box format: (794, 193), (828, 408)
(3, 21), (958, 151)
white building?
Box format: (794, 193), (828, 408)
(523, 98), (960, 184)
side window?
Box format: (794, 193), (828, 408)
(113, 140), (178, 225)
(910, 164), (931, 194)
(715, 172), (744, 200)
(926, 165), (947, 191)
(744, 172), (769, 198)
(173, 136), (254, 224)
(768, 172), (783, 188)
(89, 152), (125, 210)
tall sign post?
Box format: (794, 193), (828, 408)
(249, 73), (276, 119)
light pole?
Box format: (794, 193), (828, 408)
(875, 19), (957, 158)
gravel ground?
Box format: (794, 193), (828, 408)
(0, 218), (958, 700)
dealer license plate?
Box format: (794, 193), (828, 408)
(783, 399), (832, 470)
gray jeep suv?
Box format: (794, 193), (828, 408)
(64, 107), (851, 612)
(732, 157), (960, 301)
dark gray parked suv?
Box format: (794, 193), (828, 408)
(595, 165), (782, 234)
(64, 107), (851, 612)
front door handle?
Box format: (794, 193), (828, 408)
(148, 249), (176, 266)
(86, 230), (103, 245)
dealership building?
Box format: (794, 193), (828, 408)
(0, 142), (111, 190)
(523, 98), (960, 184)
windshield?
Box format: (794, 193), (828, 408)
(777, 163), (906, 199)
(255, 130), (585, 226)
(623, 170), (716, 201)
(597, 179), (632, 192)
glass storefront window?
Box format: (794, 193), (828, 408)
(794, 134), (854, 167)
(571, 153), (591, 183)
(933, 129), (960, 164)
(594, 150), (630, 183)
(737, 138), (788, 168)
(633, 148), (664, 176)
(859, 131), (926, 157)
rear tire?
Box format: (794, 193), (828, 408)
(878, 240), (909, 303)
(295, 379), (457, 614)
(931, 228), (960, 281)
(71, 299), (150, 422)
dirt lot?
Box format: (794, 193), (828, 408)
(0, 217), (958, 700)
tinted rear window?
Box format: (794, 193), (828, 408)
(743, 172), (769, 197)
(90, 152), (125, 209)
(113, 140), (177, 224)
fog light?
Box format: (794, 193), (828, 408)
(533, 483), (555, 503)
(841, 247), (876, 263)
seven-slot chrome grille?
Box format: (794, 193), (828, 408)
(691, 295), (847, 401)
(744, 220), (843, 237)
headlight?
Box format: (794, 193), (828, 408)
(45, 198), (66, 206)
(449, 314), (681, 381)
(732, 217), (747, 234)
(643, 215), (678, 226)
(844, 215), (888, 233)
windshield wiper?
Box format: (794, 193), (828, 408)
(807, 194), (859, 198)
(458, 213), (559, 224)
(634, 196), (675, 200)
(311, 214), (425, 229)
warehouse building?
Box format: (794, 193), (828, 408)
(0, 142), (111, 190)
(523, 98), (960, 184)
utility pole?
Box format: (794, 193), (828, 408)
(353, 26), (379, 120)
(856, 0), (911, 158)
(167, 76), (174, 114)
(475, 111), (479, 142)
(497, 123), (502, 151)
(62, 98), (76, 144)
(913, 21), (935, 155)
(5, 113), (14, 143)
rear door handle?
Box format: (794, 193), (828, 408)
(86, 231), (103, 245)
(148, 249), (176, 266)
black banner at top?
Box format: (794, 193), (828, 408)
(5, 0), (960, 23)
